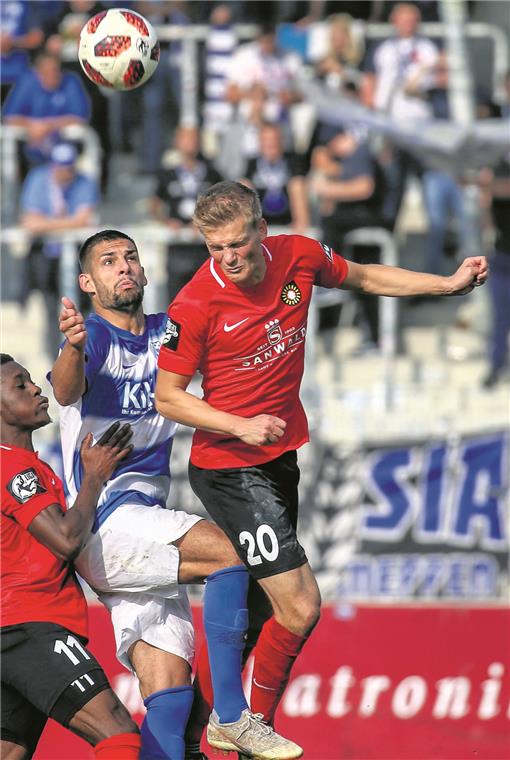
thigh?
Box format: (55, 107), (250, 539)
(189, 451), (307, 580)
(99, 590), (195, 673)
(1, 680), (47, 757)
(1, 622), (109, 729)
(76, 504), (202, 597)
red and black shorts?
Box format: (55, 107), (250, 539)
(1, 621), (109, 755)
(189, 450), (308, 580)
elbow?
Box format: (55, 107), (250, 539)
(55, 536), (83, 562)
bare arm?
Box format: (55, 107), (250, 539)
(21, 207), (94, 235)
(51, 297), (88, 405)
(288, 175), (310, 232)
(342, 256), (489, 297)
(311, 174), (375, 202)
(155, 369), (287, 447)
(28, 423), (133, 561)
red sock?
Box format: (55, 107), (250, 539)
(185, 643), (214, 745)
(94, 732), (141, 759)
(250, 617), (307, 725)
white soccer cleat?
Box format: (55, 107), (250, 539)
(207, 708), (303, 759)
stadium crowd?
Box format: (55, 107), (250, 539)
(1, 1), (509, 373)
(1, 3), (508, 759)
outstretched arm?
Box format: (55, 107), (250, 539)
(341, 256), (488, 297)
(51, 296), (88, 405)
(155, 369), (286, 447)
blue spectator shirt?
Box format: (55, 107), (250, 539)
(1, 0), (37, 85)
(21, 164), (99, 256)
(3, 68), (90, 121)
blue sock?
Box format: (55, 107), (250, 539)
(204, 564), (250, 724)
(140, 685), (194, 760)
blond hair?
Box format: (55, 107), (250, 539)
(193, 181), (262, 234)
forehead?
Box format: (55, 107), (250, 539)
(91, 238), (138, 259)
(0, 362), (27, 384)
(203, 217), (252, 246)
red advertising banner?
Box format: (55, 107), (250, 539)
(34, 603), (510, 759)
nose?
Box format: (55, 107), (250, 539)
(32, 382), (41, 396)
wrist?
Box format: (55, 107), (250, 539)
(228, 414), (246, 439)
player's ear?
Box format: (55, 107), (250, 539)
(79, 272), (95, 295)
(258, 218), (268, 239)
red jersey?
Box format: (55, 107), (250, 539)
(158, 234), (348, 468)
(0, 444), (88, 638)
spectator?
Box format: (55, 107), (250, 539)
(150, 125), (223, 301)
(42, 1), (112, 191)
(361, 3), (439, 221)
(19, 142), (99, 357)
(313, 13), (364, 95)
(221, 24), (302, 174)
(201, 3), (238, 158)
(134, 0), (190, 174)
(243, 122), (310, 233)
(310, 124), (385, 347)
(482, 157), (510, 388)
(0, 0), (43, 103)
(3, 50), (91, 170)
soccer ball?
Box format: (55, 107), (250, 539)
(78, 8), (159, 91)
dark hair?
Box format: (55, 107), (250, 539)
(79, 229), (137, 271)
(0, 354), (14, 366)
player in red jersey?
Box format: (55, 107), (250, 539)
(0, 354), (141, 760)
(154, 181), (488, 746)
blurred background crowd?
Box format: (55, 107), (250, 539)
(1, 0), (509, 403)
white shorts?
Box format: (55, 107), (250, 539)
(76, 503), (203, 671)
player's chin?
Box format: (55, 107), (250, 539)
(34, 409), (52, 427)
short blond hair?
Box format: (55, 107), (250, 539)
(193, 181), (262, 234)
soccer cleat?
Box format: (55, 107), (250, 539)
(207, 709), (303, 759)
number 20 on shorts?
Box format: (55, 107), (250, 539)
(239, 524), (280, 566)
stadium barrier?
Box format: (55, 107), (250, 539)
(34, 602), (510, 760)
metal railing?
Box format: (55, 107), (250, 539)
(1, 223), (400, 411)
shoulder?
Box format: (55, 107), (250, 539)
(62, 70), (86, 90)
(85, 314), (113, 347)
(22, 165), (48, 189)
(171, 263), (214, 314)
(146, 312), (169, 332)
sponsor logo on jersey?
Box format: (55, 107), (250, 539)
(122, 380), (155, 413)
(281, 280), (302, 306)
(265, 319), (283, 345)
(7, 468), (47, 504)
(162, 317), (181, 351)
(320, 242), (333, 262)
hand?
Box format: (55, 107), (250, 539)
(80, 422), (133, 483)
(236, 414), (287, 447)
(26, 121), (52, 143)
(60, 296), (87, 348)
(447, 256), (489, 296)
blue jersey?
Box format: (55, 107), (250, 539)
(56, 313), (177, 531)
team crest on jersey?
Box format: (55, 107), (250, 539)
(265, 319), (283, 345)
(7, 468), (47, 504)
(281, 281), (302, 306)
(162, 317), (181, 351)
(320, 243), (333, 262)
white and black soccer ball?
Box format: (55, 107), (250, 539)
(78, 8), (159, 91)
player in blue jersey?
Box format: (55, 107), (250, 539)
(50, 229), (302, 760)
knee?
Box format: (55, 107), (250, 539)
(280, 592), (321, 636)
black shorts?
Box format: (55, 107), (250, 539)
(189, 450), (308, 580)
(1, 621), (110, 754)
